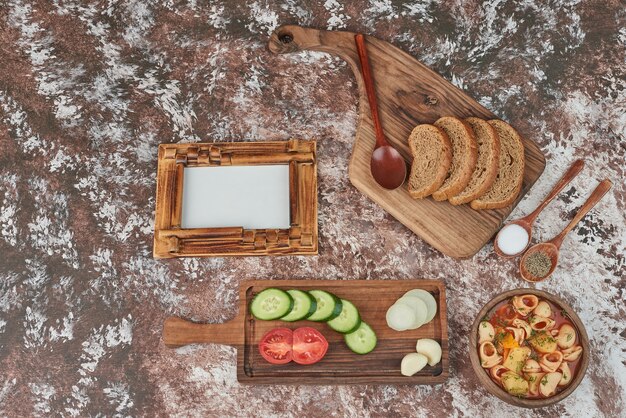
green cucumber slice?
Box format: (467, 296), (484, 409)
(344, 322), (377, 354)
(307, 290), (342, 322)
(280, 290), (317, 322)
(327, 299), (361, 333)
(249, 288), (293, 320)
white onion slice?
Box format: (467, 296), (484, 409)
(403, 289), (437, 323)
(396, 296), (428, 329)
(386, 303), (416, 331)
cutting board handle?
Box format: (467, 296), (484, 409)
(269, 25), (322, 54)
(163, 316), (244, 348)
(268, 25), (357, 64)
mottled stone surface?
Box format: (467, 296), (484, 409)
(0, 1), (624, 416)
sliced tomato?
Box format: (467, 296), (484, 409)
(259, 328), (293, 364)
(292, 327), (328, 365)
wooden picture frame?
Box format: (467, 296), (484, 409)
(153, 139), (317, 258)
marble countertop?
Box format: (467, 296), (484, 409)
(0, 1), (624, 416)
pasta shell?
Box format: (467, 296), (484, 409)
(555, 324), (577, 349)
(490, 364), (508, 383)
(529, 315), (556, 331)
(479, 341), (502, 368)
(540, 351), (563, 373)
(527, 372), (545, 396)
(505, 327), (525, 345)
(522, 359), (542, 374)
(512, 295), (539, 316)
(539, 372), (562, 397)
(561, 345), (583, 362)
(558, 362), (572, 386)
(478, 321), (495, 344)
(512, 318), (532, 337)
(533, 301), (552, 318)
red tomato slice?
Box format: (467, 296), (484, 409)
(259, 328), (293, 364)
(292, 327), (328, 365)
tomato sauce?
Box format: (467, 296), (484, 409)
(480, 297), (583, 399)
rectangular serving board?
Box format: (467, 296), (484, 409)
(163, 279), (448, 385)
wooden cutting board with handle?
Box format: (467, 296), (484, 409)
(268, 25), (546, 258)
(163, 279), (448, 385)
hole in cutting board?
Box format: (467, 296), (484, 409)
(181, 165), (290, 229)
(278, 32), (293, 44)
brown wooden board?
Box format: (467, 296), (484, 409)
(163, 279), (448, 385)
(268, 26), (546, 259)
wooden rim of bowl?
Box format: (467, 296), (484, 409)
(468, 288), (590, 408)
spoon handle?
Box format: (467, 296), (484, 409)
(355, 34), (387, 148)
(551, 179), (612, 248)
(524, 159), (585, 224)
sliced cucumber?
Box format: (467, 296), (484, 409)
(249, 288), (293, 320)
(307, 290), (342, 322)
(327, 299), (361, 333)
(345, 322), (377, 354)
(280, 290), (317, 322)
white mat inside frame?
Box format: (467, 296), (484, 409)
(181, 165), (290, 230)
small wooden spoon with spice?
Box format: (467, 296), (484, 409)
(494, 159), (585, 258)
(520, 179), (612, 282)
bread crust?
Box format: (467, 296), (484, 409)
(470, 120), (525, 210)
(407, 124), (453, 199)
(448, 117), (500, 205)
(432, 117), (478, 201)
(470, 180), (522, 209)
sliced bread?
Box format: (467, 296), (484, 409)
(431, 117), (478, 201)
(449, 117), (500, 205)
(407, 124), (452, 199)
(470, 120), (525, 210)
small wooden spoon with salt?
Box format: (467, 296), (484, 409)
(520, 179), (612, 282)
(494, 159), (585, 258)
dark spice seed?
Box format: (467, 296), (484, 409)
(524, 251), (553, 279)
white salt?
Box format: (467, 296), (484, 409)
(496, 224), (530, 255)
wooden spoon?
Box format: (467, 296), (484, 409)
(519, 179), (612, 282)
(494, 159), (585, 258)
(354, 34), (407, 190)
